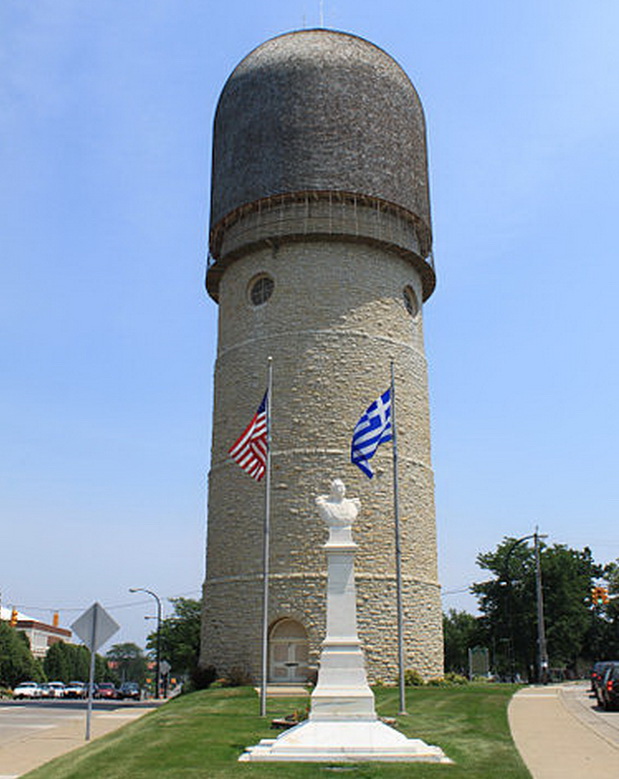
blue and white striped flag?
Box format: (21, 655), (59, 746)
(351, 388), (392, 478)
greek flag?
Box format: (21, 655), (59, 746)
(351, 388), (392, 478)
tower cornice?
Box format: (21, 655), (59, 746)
(207, 190), (435, 302)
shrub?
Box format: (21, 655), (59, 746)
(222, 666), (253, 687)
(189, 664), (217, 691)
(403, 669), (425, 687)
(291, 705), (309, 723)
(426, 677), (448, 687)
(444, 671), (468, 685)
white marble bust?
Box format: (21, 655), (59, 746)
(316, 478), (361, 529)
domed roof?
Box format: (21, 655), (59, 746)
(209, 29), (432, 244)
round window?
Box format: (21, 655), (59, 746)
(403, 286), (419, 317)
(249, 274), (274, 306)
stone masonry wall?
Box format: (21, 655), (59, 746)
(202, 576), (442, 683)
(201, 234), (443, 682)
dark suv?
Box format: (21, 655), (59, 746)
(591, 661), (619, 705)
(117, 682), (141, 701)
(600, 664), (619, 711)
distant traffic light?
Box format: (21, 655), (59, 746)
(9, 609), (18, 627)
(591, 586), (609, 606)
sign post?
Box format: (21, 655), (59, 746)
(71, 603), (120, 740)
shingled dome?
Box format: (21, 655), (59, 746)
(208, 29), (434, 298)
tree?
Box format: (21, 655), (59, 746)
(472, 538), (601, 679)
(443, 609), (480, 674)
(106, 643), (147, 684)
(146, 598), (201, 679)
(43, 642), (72, 682)
(543, 545), (601, 665)
(0, 622), (41, 687)
(96, 653), (116, 683)
(44, 642), (112, 683)
(591, 559), (619, 658)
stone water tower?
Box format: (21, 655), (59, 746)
(200, 29), (443, 683)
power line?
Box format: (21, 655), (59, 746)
(442, 587), (473, 595)
(11, 588), (202, 615)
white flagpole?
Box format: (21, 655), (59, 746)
(390, 360), (407, 715)
(260, 356), (273, 718)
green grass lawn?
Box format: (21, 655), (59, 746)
(24, 685), (530, 779)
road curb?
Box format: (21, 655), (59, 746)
(558, 684), (619, 752)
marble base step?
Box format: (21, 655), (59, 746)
(239, 718), (451, 763)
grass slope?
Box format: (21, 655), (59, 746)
(25, 685), (530, 779)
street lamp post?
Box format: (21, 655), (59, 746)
(502, 530), (548, 683)
(130, 587), (162, 699)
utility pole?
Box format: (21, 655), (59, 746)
(503, 530), (548, 682)
(534, 528), (549, 683)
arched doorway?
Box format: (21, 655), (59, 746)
(269, 618), (309, 683)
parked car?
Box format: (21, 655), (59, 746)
(83, 683), (98, 698)
(64, 681), (86, 699)
(95, 682), (117, 699)
(600, 664), (619, 711)
(13, 682), (42, 699)
(591, 661), (618, 704)
(117, 682), (141, 701)
(47, 681), (66, 698)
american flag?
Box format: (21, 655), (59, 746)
(351, 387), (392, 478)
(228, 391), (268, 481)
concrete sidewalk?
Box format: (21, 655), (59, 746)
(0, 705), (155, 778)
(509, 683), (619, 779)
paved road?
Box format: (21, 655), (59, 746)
(561, 682), (619, 748)
(0, 699), (157, 778)
(0, 700), (153, 745)
(0, 702), (82, 748)
(509, 682), (619, 779)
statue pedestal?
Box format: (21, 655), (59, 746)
(240, 512), (450, 763)
(309, 536), (375, 721)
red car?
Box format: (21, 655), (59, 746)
(95, 682), (117, 699)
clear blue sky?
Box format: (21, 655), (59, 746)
(2, 1), (618, 652)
